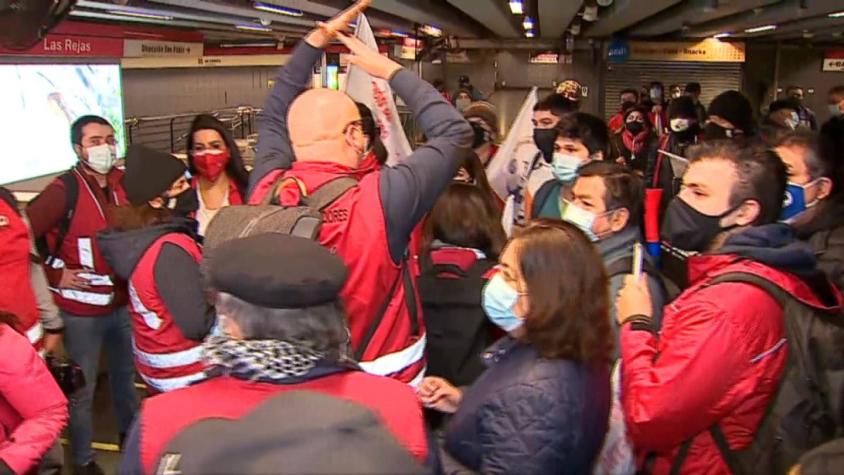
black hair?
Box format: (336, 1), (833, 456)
(534, 93), (578, 118)
(768, 99), (799, 115)
(623, 106), (654, 128)
(186, 114), (250, 197)
(620, 88), (639, 100)
(786, 85), (803, 94)
(577, 161), (644, 230)
(685, 82), (702, 94)
(355, 102), (387, 165)
(687, 140), (787, 225)
(70, 115), (112, 146)
(829, 85), (844, 101)
(554, 112), (610, 159)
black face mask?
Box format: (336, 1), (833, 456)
(703, 123), (739, 141)
(621, 101), (636, 112)
(660, 197), (738, 253)
(626, 122), (645, 135)
(533, 128), (557, 163)
(168, 189), (199, 216)
(471, 122), (489, 149)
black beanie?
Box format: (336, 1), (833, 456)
(668, 96), (698, 120)
(707, 90), (754, 134)
(123, 145), (187, 206)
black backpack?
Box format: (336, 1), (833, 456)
(417, 255), (496, 387)
(30, 172), (78, 265)
(669, 272), (844, 475)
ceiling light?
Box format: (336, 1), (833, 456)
(570, 22), (581, 35)
(713, 32), (731, 39)
(583, 5), (599, 22)
(522, 16), (534, 30)
(420, 24), (442, 37)
(509, 1), (524, 15)
(744, 24), (777, 33)
(391, 30), (409, 38)
(829, 11), (844, 18)
(220, 41), (277, 48)
(253, 2), (303, 17)
(113, 10), (174, 21)
(525, 30), (534, 38)
(236, 24), (273, 32)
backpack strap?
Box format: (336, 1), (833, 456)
(303, 177), (358, 211)
(36, 172), (78, 263)
(0, 187), (20, 214)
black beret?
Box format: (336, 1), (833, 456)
(208, 233), (348, 309)
(123, 145), (186, 206)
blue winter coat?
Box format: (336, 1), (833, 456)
(443, 337), (611, 475)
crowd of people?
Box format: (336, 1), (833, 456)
(2, 2), (844, 474)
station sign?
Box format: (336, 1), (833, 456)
(530, 51), (560, 64)
(622, 39), (745, 63)
(123, 40), (203, 58)
(822, 49), (844, 72)
(607, 38), (630, 63)
(0, 34), (124, 57)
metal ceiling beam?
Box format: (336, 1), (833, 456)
(538, 0), (582, 39)
(147, 0), (315, 27)
(733, 15), (844, 39)
(446, 0), (521, 38)
(630, 0), (781, 37)
(369, 0), (482, 37)
(683, 0), (842, 38)
(585, 0), (683, 38)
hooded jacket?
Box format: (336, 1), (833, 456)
(796, 199), (844, 297)
(98, 219), (215, 393)
(621, 224), (843, 474)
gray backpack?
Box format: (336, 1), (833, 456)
(203, 175), (357, 257)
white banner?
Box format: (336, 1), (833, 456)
(345, 14), (412, 165)
(487, 87), (539, 202)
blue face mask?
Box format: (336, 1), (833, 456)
(562, 201), (605, 241)
(551, 153), (585, 184)
(781, 181), (819, 223)
(482, 273), (524, 332)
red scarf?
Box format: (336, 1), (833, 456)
(622, 129), (650, 157)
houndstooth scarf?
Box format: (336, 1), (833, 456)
(203, 336), (325, 382)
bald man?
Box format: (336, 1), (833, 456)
(248, 5), (473, 387)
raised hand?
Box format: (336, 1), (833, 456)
(335, 31), (402, 80)
(305, 0), (371, 49)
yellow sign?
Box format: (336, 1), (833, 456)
(628, 39), (745, 63)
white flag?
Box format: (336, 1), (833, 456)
(486, 88), (539, 200)
(345, 14), (412, 165)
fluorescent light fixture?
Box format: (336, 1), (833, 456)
(236, 24), (273, 32)
(744, 24), (777, 33)
(220, 41), (277, 48)
(253, 2), (303, 17)
(509, 0), (524, 15)
(391, 30), (409, 38)
(523, 16), (534, 30)
(420, 24), (442, 37)
(829, 11), (844, 18)
(112, 10), (174, 21)
(713, 32), (731, 39)
(525, 30), (535, 38)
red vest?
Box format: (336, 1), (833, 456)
(0, 198), (41, 348)
(251, 163), (426, 386)
(44, 168), (127, 316)
(139, 373), (429, 475)
(128, 233), (206, 393)
(190, 176), (244, 205)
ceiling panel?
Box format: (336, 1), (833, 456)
(369, 0), (481, 37)
(538, 0), (582, 39)
(257, 0), (410, 31)
(683, 0), (843, 38)
(585, 0), (683, 38)
(146, 0), (314, 27)
(446, 0), (521, 38)
(630, 0), (782, 37)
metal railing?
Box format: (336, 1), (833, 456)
(124, 106), (261, 156)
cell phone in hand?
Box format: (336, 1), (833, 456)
(632, 242), (644, 279)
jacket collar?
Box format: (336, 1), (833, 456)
(597, 226), (641, 258)
(482, 336), (532, 367)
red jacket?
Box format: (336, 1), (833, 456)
(251, 163), (426, 385)
(0, 198), (41, 348)
(137, 373), (428, 474)
(28, 167), (128, 316)
(0, 326), (68, 474)
(609, 111), (626, 134)
(621, 254), (842, 474)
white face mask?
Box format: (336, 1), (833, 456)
(85, 144), (116, 174)
(785, 112), (800, 130)
(670, 118), (691, 133)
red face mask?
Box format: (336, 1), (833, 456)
(192, 149), (230, 182)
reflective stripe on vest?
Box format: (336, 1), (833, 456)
(129, 283), (161, 330)
(49, 258), (114, 286)
(50, 287), (114, 306)
(358, 333), (426, 377)
(139, 370), (206, 393)
(133, 341), (204, 369)
(26, 322), (43, 345)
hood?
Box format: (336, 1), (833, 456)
(98, 218), (199, 280)
(719, 224), (817, 276)
(795, 198), (844, 239)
